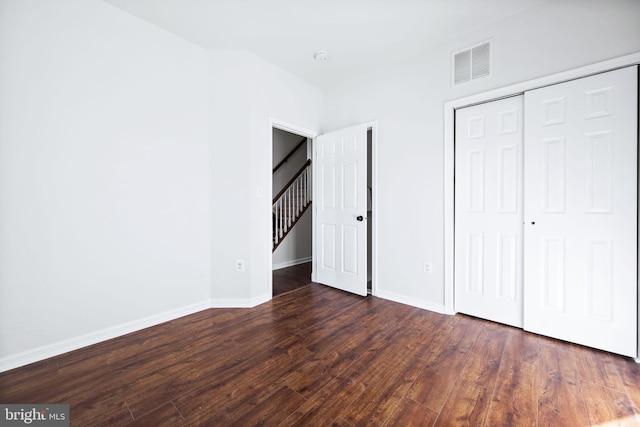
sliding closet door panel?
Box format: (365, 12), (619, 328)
(524, 66), (638, 357)
(455, 95), (524, 328)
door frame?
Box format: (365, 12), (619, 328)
(268, 118), (318, 298)
(443, 52), (640, 359)
(268, 119), (379, 297)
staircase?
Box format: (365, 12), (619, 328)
(273, 140), (312, 252)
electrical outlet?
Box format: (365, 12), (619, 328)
(424, 262), (433, 275)
(236, 259), (245, 272)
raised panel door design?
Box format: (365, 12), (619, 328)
(586, 87), (612, 119)
(322, 139), (336, 157)
(322, 164), (336, 209)
(455, 95), (524, 328)
(542, 97), (566, 126)
(321, 224), (336, 270)
(467, 150), (485, 213)
(344, 136), (358, 153)
(542, 137), (566, 213)
(343, 162), (358, 210)
(498, 109), (519, 135)
(541, 236), (565, 312)
(586, 130), (613, 213)
(465, 232), (484, 294)
(498, 145), (519, 213)
(497, 234), (518, 301)
(587, 240), (613, 321)
(524, 66), (637, 357)
(342, 225), (358, 275)
(468, 116), (485, 139)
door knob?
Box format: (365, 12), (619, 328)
(356, 215), (364, 222)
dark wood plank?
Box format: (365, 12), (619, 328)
(339, 353), (425, 426)
(1, 284), (638, 426)
(406, 314), (481, 413)
(580, 381), (638, 426)
(0, 360), (60, 403)
(331, 416), (355, 427)
(283, 298), (415, 399)
(120, 337), (251, 418)
(433, 379), (491, 427)
(126, 402), (184, 426)
(432, 320), (509, 426)
(537, 340), (590, 427)
(174, 336), (312, 424)
(273, 262), (312, 296)
(383, 397), (439, 427)
(72, 397), (133, 426)
(225, 385), (306, 426)
(277, 375), (366, 426)
(338, 310), (455, 425)
(573, 344), (626, 391)
(501, 327), (539, 364)
(485, 357), (537, 427)
(612, 356), (640, 418)
(458, 320), (508, 387)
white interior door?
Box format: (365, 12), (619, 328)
(455, 95), (524, 328)
(524, 66), (638, 357)
(314, 123), (368, 296)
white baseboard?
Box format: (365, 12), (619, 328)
(272, 257), (311, 271)
(0, 300), (211, 373)
(375, 290), (447, 315)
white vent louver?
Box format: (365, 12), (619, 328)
(453, 41), (491, 85)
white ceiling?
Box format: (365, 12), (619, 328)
(102, 0), (549, 90)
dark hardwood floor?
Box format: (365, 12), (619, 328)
(272, 262), (312, 297)
(1, 282), (640, 426)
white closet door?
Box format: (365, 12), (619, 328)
(455, 95), (524, 328)
(524, 66), (638, 357)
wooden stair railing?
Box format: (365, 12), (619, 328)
(273, 159), (311, 252)
(273, 137), (307, 174)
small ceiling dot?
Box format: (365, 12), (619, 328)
(313, 51), (329, 62)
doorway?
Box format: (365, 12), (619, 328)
(272, 127), (313, 297)
(269, 121), (376, 299)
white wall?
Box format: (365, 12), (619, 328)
(209, 51), (322, 305)
(0, 0), (211, 370)
(321, 0), (640, 312)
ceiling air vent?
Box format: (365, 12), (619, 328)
(453, 41), (491, 85)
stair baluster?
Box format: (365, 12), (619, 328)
(272, 159), (312, 252)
